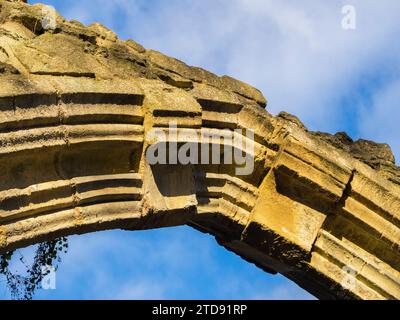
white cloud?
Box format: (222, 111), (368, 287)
(110, 280), (167, 299)
(250, 284), (314, 300)
(358, 80), (400, 162)
(4, 228), (312, 300)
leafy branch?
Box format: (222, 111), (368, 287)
(0, 237), (68, 300)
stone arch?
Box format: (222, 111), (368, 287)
(0, 0), (399, 300)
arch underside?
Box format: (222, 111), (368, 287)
(0, 0), (399, 300)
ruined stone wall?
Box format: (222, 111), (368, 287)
(0, 0), (399, 299)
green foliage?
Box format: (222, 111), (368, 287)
(0, 237), (68, 300)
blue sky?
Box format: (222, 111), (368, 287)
(1, 0), (399, 300)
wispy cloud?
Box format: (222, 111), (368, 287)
(3, 227), (312, 300)
(358, 80), (400, 161)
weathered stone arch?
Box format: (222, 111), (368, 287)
(0, 0), (399, 300)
